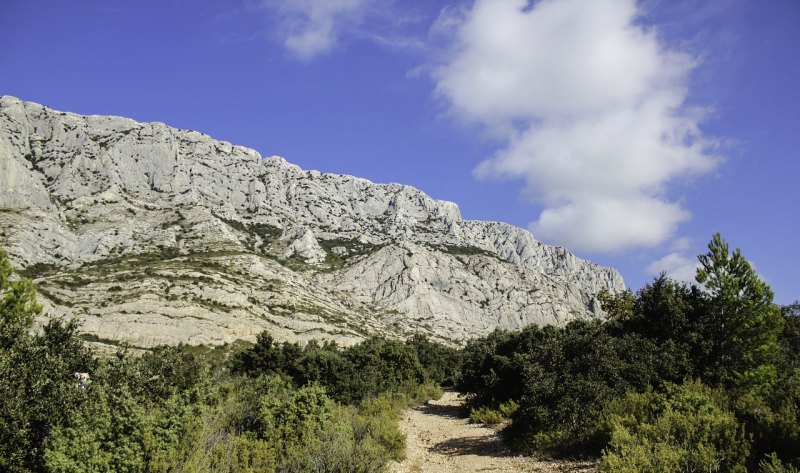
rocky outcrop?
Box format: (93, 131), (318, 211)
(284, 228), (327, 265)
(0, 96), (624, 347)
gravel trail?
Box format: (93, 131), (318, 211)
(388, 391), (597, 473)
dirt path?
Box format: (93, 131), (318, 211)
(388, 392), (596, 473)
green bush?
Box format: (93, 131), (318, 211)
(45, 386), (148, 473)
(45, 378), (215, 473)
(230, 332), (303, 379)
(457, 328), (525, 406)
(501, 321), (677, 455)
(338, 337), (426, 403)
(600, 380), (749, 473)
(458, 318), (686, 436)
(407, 380), (444, 402)
(233, 332), (431, 405)
(469, 400), (518, 426)
(404, 334), (462, 386)
(282, 397), (404, 473)
(160, 380), (278, 472)
(37, 339), (442, 473)
(254, 376), (333, 452)
(469, 407), (505, 426)
(735, 388), (800, 470)
(0, 318), (96, 472)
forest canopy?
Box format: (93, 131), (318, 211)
(458, 234), (799, 471)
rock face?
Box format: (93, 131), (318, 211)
(0, 96), (625, 348)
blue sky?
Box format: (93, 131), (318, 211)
(1, 0), (797, 304)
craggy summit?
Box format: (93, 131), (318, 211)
(0, 96), (623, 348)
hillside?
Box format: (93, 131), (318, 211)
(0, 96), (623, 348)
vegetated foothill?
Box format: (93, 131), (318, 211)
(0, 245), (456, 472)
(1, 232), (798, 472)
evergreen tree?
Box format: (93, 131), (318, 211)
(696, 233), (784, 391)
(0, 247), (42, 348)
(0, 248), (94, 472)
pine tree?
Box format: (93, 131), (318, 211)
(0, 247), (42, 348)
(696, 233), (784, 392)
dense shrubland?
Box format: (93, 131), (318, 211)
(459, 234), (799, 471)
(230, 331), (459, 405)
(0, 248), (454, 472)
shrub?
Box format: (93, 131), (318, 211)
(234, 332), (430, 405)
(504, 321), (674, 455)
(230, 332), (302, 378)
(457, 328), (525, 406)
(600, 380), (749, 473)
(735, 388), (800, 469)
(405, 334), (462, 386)
(340, 337), (426, 403)
(0, 318), (96, 472)
(469, 407), (505, 426)
(244, 375), (333, 452)
(284, 398), (404, 473)
(407, 380), (443, 403)
(469, 400), (518, 426)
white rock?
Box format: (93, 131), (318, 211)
(284, 227), (327, 265)
(0, 96), (625, 347)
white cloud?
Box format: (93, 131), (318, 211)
(263, 0), (371, 60)
(530, 197), (689, 252)
(669, 236), (693, 252)
(646, 251), (699, 284)
(260, 0), (427, 60)
(433, 0), (720, 252)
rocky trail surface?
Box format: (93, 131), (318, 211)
(389, 392), (596, 473)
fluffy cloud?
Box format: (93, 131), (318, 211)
(434, 0), (719, 252)
(531, 197), (689, 252)
(646, 251), (699, 284)
(263, 0), (371, 60)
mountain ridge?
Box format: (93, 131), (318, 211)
(0, 96), (624, 348)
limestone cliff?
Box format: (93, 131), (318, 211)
(0, 96), (624, 347)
